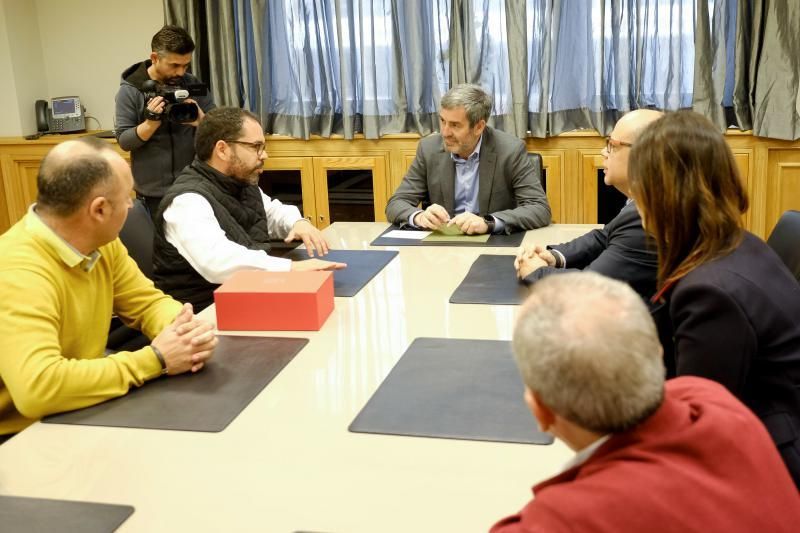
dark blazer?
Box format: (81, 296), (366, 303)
(523, 202), (658, 300)
(651, 232), (800, 487)
(384, 127), (550, 232)
(491, 378), (800, 533)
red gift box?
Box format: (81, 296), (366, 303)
(214, 270), (334, 331)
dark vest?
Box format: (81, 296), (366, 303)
(153, 159), (272, 311)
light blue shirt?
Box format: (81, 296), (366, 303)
(452, 136), (483, 215)
(408, 135), (503, 233)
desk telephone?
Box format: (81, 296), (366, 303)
(35, 96), (86, 134)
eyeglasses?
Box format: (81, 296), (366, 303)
(225, 139), (266, 155)
(605, 137), (633, 153)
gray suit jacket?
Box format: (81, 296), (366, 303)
(385, 127), (551, 232)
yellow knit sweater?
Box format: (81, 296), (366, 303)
(0, 211), (182, 435)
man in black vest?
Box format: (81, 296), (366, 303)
(153, 107), (346, 311)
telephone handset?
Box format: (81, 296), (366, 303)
(35, 96), (86, 134)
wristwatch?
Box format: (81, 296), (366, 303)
(482, 214), (495, 234)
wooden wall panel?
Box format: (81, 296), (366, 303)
(732, 151), (753, 231)
(2, 132), (800, 236)
(540, 153), (564, 223)
(766, 151), (800, 238)
(3, 155), (42, 224)
(580, 152), (605, 224)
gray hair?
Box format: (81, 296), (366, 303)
(513, 272), (664, 433)
(440, 84), (492, 127)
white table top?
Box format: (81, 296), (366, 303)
(0, 222), (598, 533)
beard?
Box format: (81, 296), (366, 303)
(442, 135), (476, 158)
(229, 153), (262, 185)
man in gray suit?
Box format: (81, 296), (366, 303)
(385, 84), (550, 235)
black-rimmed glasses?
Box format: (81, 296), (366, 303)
(225, 140), (266, 155)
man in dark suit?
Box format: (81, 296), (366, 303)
(385, 84), (550, 234)
(514, 109), (661, 299)
(492, 272), (800, 533)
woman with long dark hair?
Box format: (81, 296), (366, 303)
(628, 110), (800, 487)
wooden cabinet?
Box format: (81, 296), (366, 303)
(261, 154), (390, 230)
(0, 142), (57, 228)
(260, 157), (317, 222)
(262, 136), (407, 230)
(764, 150), (800, 236)
(579, 150), (605, 224)
(312, 155), (388, 229)
(1, 132), (798, 237)
(0, 134), (129, 233)
(725, 133), (800, 239)
(538, 152), (565, 224)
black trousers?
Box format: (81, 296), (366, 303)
(136, 194), (163, 222)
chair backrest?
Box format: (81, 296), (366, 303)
(526, 152), (544, 191)
(766, 210), (800, 282)
(118, 198), (155, 279)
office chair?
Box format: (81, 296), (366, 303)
(106, 198), (155, 352)
(526, 152), (544, 190)
(766, 210), (800, 283)
(118, 197), (155, 278)
(526, 152), (551, 221)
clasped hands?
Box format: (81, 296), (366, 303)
(151, 303), (218, 375)
(413, 204), (488, 235)
(514, 243), (557, 279)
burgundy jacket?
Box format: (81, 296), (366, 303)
(491, 377), (800, 533)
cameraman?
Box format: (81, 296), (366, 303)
(115, 25), (216, 217)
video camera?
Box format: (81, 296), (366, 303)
(141, 79), (208, 123)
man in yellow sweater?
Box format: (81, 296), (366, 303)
(0, 136), (217, 440)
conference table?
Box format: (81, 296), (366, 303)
(0, 222), (599, 533)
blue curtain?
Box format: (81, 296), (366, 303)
(526, 0), (713, 136)
(168, 0), (767, 139)
(233, 0), (450, 139)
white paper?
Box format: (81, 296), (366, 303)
(383, 229), (432, 240)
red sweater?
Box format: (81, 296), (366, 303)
(491, 377), (800, 533)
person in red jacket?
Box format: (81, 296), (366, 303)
(492, 272), (800, 533)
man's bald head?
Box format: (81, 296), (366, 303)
(602, 109), (663, 195)
(614, 109), (664, 141)
(37, 137), (118, 217)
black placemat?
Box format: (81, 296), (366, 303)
(284, 249), (398, 296)
(370, 225), (525, 247)
(0, 495), (133, 533)
(450, 254), (530, 305)
(44, 336), (308, 432)
(349, 338), (553, 445)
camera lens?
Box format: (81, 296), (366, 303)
(167, 103), (199, 124)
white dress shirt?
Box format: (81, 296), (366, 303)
(560, 434), (611, 473)
(163, 191), (303, 283)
